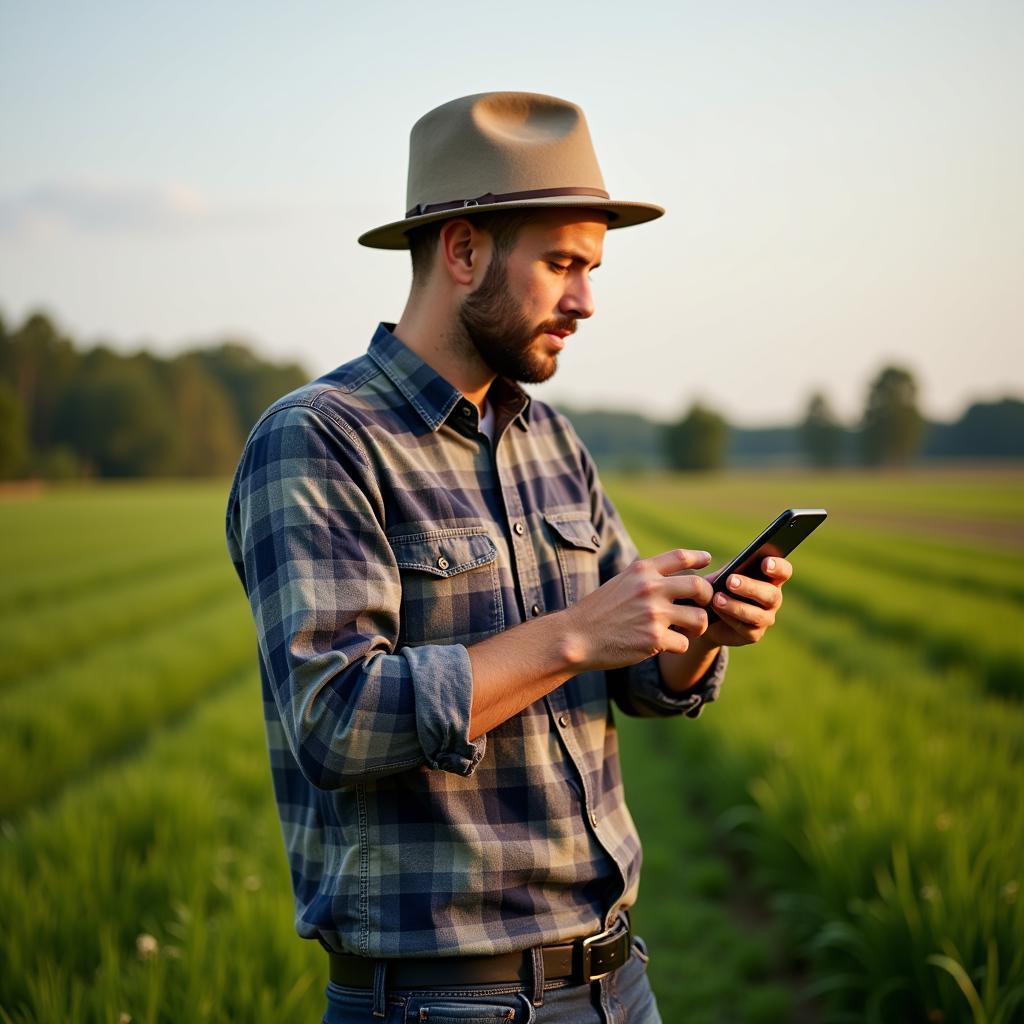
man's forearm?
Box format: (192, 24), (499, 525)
(467, 616), (720, 739)
(467, 609), (589, 739)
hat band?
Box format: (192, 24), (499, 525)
(405, 186), (611, 219)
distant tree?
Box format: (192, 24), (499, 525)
(560, 405), (663, 471)
(0, 382), (28, 478)
(161, 354), (244, 475)
(0, 311), (79, 452)
(951, 398), (1024, 458)
(196, 342), (307, 435)
(57, 353), (177, 476)
(800, 391), (845, 468)
(663, 402), (729, 472)
(861, 365), (926, 466)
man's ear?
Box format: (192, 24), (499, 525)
(439, 218), (487, 288)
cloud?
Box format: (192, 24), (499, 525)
(0, 180), (280, 239)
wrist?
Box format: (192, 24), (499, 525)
(659, 636), (721, 693)
(552, 606), (592, 673)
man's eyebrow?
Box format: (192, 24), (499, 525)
(542, 248), (602, 270)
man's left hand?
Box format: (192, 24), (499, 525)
(703, 556), (793, 648)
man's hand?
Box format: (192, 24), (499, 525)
(704, 556), (793, 649)
(562, 548), (714, 672)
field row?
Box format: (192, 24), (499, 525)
(618, 498), (1024, 1022)
(0, 558), (239, 687)
(0, 674), (325, 1024)
(0, 484), (230, 612)
(0, 595), (255, 818)
(610, 486), (1024, 699)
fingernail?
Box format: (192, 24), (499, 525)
(714, 594), (727, 607)
(701, 551), (711, 561)
(767, 558), (776, 571)
(729, 575), (741, 590)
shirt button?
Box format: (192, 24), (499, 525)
(531, 603), (540, 617)
(461, 405), (473, 417)
(558, 713), (569, 728)
(436, 556), (449, 570)
(513, 522), (525, 536)
(590, 810), (599, 827)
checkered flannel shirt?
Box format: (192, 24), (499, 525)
(225, 323), (726, 958)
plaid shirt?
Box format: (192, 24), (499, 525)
(226, 323), (726, 958)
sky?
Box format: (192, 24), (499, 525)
(1, 0), (1021, 426)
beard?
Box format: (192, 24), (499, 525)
(457, 257), (575, 383)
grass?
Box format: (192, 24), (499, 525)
(607, 470), (1024, 1022)
(1, 469), (1021, 1023)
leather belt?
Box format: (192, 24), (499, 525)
(328, 916), (632, 989)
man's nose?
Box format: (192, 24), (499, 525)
(559, 275), (595, 320)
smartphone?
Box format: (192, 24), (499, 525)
(701, 508), (827, 624)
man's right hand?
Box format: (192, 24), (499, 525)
(561, 549), (714, 672)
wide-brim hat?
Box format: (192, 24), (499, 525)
(358, 91), (665, 250)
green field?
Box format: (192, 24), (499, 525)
(1, 471), (1022, 1023)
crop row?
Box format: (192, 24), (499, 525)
(624, 471), (1024, 526)
(0, 596), (255, 818)
(610, 489), (1024, 699)
(607, 478), (1024, 590)
(616, 506), (1024, 1021)
(0, 675), (325, 1024)
(0, 484), (228, 612)
(0, 559), (238, 687)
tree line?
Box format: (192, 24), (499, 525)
(0, 311), (306, 479)
(0, 309), (1019, 479)
(659, 365), (1023, 471)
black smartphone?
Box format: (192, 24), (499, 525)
(702, 508), (827, 624)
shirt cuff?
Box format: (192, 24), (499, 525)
(636, 646), (728, 718)
(402, 643), (486, 776)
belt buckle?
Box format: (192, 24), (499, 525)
(577, 920), (626, 983)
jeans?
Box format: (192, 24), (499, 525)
(321, 936), (661, 1024)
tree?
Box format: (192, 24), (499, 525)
(161, 354), (244, 475)
(0, 382), (28, 478)
(196, 342), (307, 435)
(0, 311), (79, 452)
(861, 365), (925, 467)
(57, 354), (177, 476)
(663, 402), (729, 472)
(800, 391), (845, 468)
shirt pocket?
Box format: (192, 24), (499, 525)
(543, 510), (602, 607)
(388, 526), (503, 648)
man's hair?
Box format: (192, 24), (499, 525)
(407, 210), (534, 287)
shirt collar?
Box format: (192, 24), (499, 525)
(367, 323), (531, 433)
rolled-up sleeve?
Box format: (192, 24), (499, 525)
(227, 403), (485, 787)
(610, 646), (728, 719)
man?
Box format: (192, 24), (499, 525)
(226, 92), (791, 1023)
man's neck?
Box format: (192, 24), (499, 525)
(394, 299), (495, 412)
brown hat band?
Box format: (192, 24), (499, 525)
(405, 185), (611, 219)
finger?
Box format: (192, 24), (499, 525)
(762, 556), (793, 584)
(649, 548), (712, 576)
(660, 629), (691, 657)
(666, 573), (714, 606)
(722, 573), (784, 610)
(712, 591), (775, 629)
(670, 603), (709, 635)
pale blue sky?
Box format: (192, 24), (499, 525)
(1, 0), (1021, 424)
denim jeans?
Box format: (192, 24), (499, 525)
(320, 936), (661, 1024)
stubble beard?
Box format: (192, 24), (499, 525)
(456, 256), (575, 384)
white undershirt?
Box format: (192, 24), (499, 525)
(478, 399), (496, 442)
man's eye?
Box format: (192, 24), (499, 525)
(548, 262), (570, 273)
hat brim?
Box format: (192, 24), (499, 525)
(357, 196), (665, 250)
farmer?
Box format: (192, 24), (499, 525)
(226, 91), (792, 1023)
